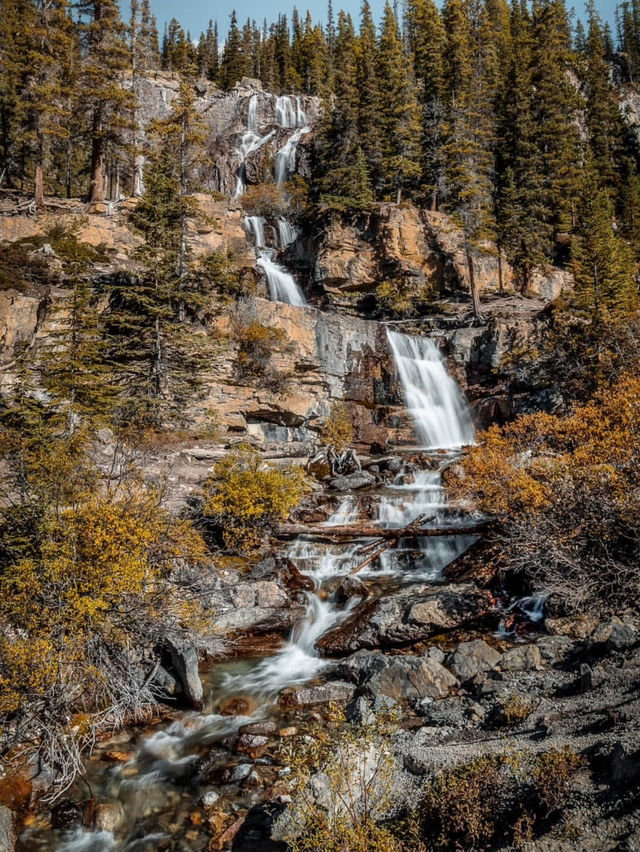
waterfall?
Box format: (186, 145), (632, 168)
(256, 252), (307, 306)
(244, 215), (306, 305)
(277, 217), (299, 248)
(275, 95), (306, 128)
(233, 94), (275, 198)
(387, 329), (474, 449)
(244, 215), (266, 248)
(275, 127), (309, 185)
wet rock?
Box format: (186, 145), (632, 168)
(164, 635), (203, 709)
(276, 558), (315, 592)
(278, 680), (356, 709)
(218, 695), (258, 716)
(201, 790), (220, 808)
(93, 802), (124, 833)
(214, 604), (305, 636)
(499, 643), (542, 672)
(235, 734), (269, 758)
(335, 576), (368, 603)
(329, 471), (375, 491)
(0, 806), (15, 852)
(317, 583), (495, 654)
(51, 799), (83, 829)
(447, 639), (502, 682)
(223, 763), (253, 784)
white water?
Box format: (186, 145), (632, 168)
(387, 329), (475, 449)
(277, 217), (299, 247)
(275, 126), (310, 185)
(233, 94), (276, 197)
(244, 214), (266, 248)
(256, 251), (307, 305)
(274, 95), (306, 128)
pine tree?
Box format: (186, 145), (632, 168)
(23, 0), (75, 207)
(441, 0), (496, 318)
(407, 0), (445, 207)
(572, 162), (638, 319)
(495, 0), (549, 287)
(377, 2), (421, 200)
(530, 0), (581, 237)
(355, 0), (382, 188)
(106, 84), (208, 426)
(77, 0), (134, 203)
(220, 11), (247, 90)
(0, 0), (29, 188)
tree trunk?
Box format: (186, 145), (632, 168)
(89, 109), (104, 204)
(34, 155), (44, 209)
(465, 239), (483, 323)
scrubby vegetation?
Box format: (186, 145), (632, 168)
(451, 372), (640, 612)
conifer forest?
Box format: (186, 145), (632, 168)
(1, 0), (640, 849)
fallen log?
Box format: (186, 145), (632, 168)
(277, 518), (487, 540)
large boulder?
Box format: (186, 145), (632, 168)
(447, 639), (502, 682)
(163, 636), (203, 709)
(317, 583), (495, 655)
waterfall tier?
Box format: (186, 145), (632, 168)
(387, 329), (475, 449)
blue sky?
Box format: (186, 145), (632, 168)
(144, 0), (617, 40)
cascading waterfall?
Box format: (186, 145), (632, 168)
(277, 217), (299, 247)
(256, 252), (307, 306)
(234, 94), (275, 198)
(274, 95), (306, 129)
(275, 127), (309, 185)
(244, 214), (307, 305)
(386, 329), (475, 449)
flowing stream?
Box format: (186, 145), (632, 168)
(28, 327), (477, 849)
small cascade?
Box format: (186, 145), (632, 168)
(256, 252), (307, 306)
(277, 217), (299, 248)
(244, 214), (307, 306)
(274, 95), (306, 128)
(387, 329), (475, 449)
(244, 214), (266, 248)
(234, 94), (275, 198)
(275, 127), (309, 185)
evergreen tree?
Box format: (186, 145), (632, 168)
(530, 0), (581, 237)
(572, 162), (638, 319)
(495, 0), (549, 287)
(198, 21), (220, 81)
(355, 0), (382, 188)
(106, 84), (208, 426)
(0, 0), (29, 188)
(377, 2), (421, 200)
(220, 11), (247, 90)
(24, 0), (75, 207)
(407, 0), (445, 207)
(77, 0), (134, 203)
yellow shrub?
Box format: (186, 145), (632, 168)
(203, 444), (311, 553)
(321, 402), (355, 453)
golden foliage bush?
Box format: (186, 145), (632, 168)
(234, 314), (292, 393)
(320, 401), (355, 453)
(450, 373), (640, 611)
(202, 443), (311, 553)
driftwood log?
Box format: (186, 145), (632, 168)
(276, 518), (487, 541)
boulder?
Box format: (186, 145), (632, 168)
(447, 639), (502, 682)
(278, 680), (356, 709)
(164, 636), (203, 709)
(93, 802), (124, 833)
(545, 615), (598, 639)
(235, 734), (269, 758)
(335, 575), (368, 603)
(363, 655), (458, 702)
(418, 696), (486, 728)
(317, 583), (495, 654)
(329, 471), (375, 492)
(499, 643), (542, 673)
